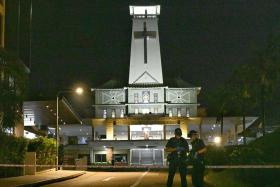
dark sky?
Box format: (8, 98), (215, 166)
(6, 0), (280, 101)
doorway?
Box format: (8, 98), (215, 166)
(130, 148), (163, 165)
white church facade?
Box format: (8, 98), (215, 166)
(89, 5), (201, 165)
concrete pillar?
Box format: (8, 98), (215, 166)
(92, 125), (95, 140)
(24, 152), (36, 175)
(106, 147), (113, 164)
(106, 122), (114, 140)
(128, 125), (130, 140)
(90, 148), (94, 164)
(179, 120), (188, 139)
(163, 125), (166, 140)
(75, 156), (87, 171)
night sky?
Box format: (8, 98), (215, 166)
(5, 0), (280, 112)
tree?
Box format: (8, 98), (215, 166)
(228, 33), (280, 136)
(206, 86), (232, 142)
(252, 33), (280, 135)
(227, 64), (259, 144)
(0, 49), (29, 132)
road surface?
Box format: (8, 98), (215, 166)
(43, 170), (209, 187)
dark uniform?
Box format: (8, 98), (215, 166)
(190, 138), (206, 187)
(166, 137), (189, 187)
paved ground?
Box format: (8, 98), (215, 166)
(0, 170), (85, 187)
(43, 170), (209, 187)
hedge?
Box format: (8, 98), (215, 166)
(0, 132), (28, 178)
(206, 128), (280, 187)
(27, 137), (56, 172)
(0, 134), (57, 177)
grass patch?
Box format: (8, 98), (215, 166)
(205, 169), (252, 187)
(205, 169), (280, 187)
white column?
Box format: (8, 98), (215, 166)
(180, 121), (188, 139)
(90, 148), (94, 164)
(106, 122), (114, 140)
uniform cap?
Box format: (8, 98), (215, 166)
(174, 128), (182, 136)
(188, 130), (198, 137)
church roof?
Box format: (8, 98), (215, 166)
(98, 77), (199, 89)
(164, 77), (198, 88)
(99, 79), (124, 89)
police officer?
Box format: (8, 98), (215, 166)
(188, 130), (207, 187)
(165, 128), (189, 187)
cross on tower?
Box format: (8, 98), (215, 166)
(134, 10), (156, 64)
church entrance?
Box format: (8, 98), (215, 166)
(130, 148), (164, 165)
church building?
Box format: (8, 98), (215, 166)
(89, 5), (201, 165)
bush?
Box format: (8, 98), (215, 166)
(27, 137), (56, 172)
(251, 128), (280, 163)
(205, 146), (230, 165)
(206, 128), (280, 187)
(229, 146), (265, 165)
(0, 132), (28, 178)
(205, 145), (243, 165)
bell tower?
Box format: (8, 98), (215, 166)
(128, 5), (163, 85)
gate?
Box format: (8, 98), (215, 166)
(130, 149), (163, 165)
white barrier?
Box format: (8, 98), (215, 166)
(0, 164), (280, 169)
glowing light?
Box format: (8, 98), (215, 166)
(129, 5), (160, 15)
(214, 136), (222, 144)
(75, 87), (83, 95)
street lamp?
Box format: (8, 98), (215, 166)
(76, 87), (83, 95)
(56, 87), (83, 170)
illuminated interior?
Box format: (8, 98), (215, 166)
(130, 125), (163, 140)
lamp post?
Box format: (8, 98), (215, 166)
(56, 87), (83, 171)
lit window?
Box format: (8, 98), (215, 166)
(112, 109), (116, 118)
(154, 108), (158, 114)
(135, 108), (139, 115)
(103, 109), (107, 118)
(177, 108), (181, 117)
(169, 109), (172, 117)
(142, 91), (150, 103)
(154, 93), (158, 102)
(134, 93), (139, 103)
(142, 108), (150, 114)
(95, 154), (106, 163)
(186, 108), (190, 117)
(120, 109), (124, 118)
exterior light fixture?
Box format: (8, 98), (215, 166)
(55, 86), (84, 171)
(214, 136), (221, 145)
(75, 87), (83, 95)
